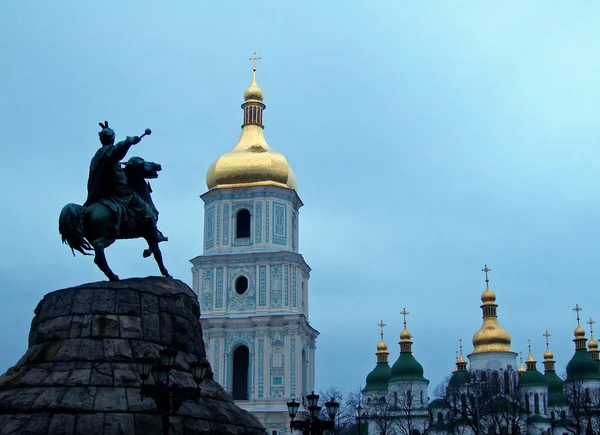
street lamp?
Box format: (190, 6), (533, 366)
(287, 391), (340, 434)
(136, 348), (210, 435)
(355, 405), (364, 435)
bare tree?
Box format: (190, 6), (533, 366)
(364, 394), (397, 435)
(441, 371), (526, 435)
(561, 379), (600, 435)
(390, 382), (428, 435)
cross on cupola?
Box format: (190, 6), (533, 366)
(400, 308), (409, 328)
(481, 264), (491, 286)
(378, 320), (386, 341)
(249, 52), (261, 71)
(543, 330), (551, 348)
(573, 304), (582, 324)
(587, 318), (595, 334)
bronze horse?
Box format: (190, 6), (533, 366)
(59, 156), (171, 281)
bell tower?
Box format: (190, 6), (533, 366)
(191, 56), (317, 434)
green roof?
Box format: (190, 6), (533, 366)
(390, 353), (427, 382)
(566, 349), (600, 381)
(363, 362), (391, 392)
(519, 368), (548, 387)
(428, 398), (449, 410)
(448, 369), (470, 388)
(544, 371), (567, 406)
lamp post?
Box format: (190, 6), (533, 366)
(135, 348), (210, 435)
(287, 391), (340, 435)
(355, 405), (364, 435)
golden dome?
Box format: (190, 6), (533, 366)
(575, 324), (586, 338)
(518, 360), (526, 373)
(400, 328), (411, 341)
(543, 348), (554, 360)
(588, 336), (598, 350)
(377, 339), (388, 352)
(471, 284), (513, 354)
(481, 288), (496, 304)
(205, 68), (298, 191)
(243, 71), (264, 102)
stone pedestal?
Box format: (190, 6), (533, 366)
(0, 277), (267, 435)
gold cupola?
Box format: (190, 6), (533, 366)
(206, 53), (298, 191)
(456, 339), (468, 372)
(376, 320), (389, 363)
(471, 265), (514, 354)
(518, 352), (526, 375)
(587, 318), (599, 361)
(543, 330), (556, 372)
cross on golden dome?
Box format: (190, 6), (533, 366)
(481, 264), (491, 286)
(400, 308), (409, 327)
(378, 320), (386, 340)
(249, 52), (261, 71)
(543, 330), (551, 348)
(588, 318), (595, 335)
(573, 304), (582, 324)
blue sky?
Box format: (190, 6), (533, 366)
(1, 1), (600, 400)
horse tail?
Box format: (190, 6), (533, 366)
(59, 203), (93, 256)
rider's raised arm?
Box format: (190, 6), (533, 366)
(106, 136), (137, 163)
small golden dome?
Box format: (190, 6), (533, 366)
(518, 360), (526, 373)
(575, 324), (586, 338)
(588, 336), (598, 350)
(543, 348), (554, 360)
(400, 328), (411, 341)
(377, 339), (388, 352)
(206, 69), (297, 191)
(526, 350), (535, 363)
(243, 71), (264, 102)
(481, 288), (496, 304)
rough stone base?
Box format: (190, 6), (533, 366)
(0, 277), (267, 435)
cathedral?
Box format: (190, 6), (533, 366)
(190, 59), (315, 434)
(361, 267), (600, 435)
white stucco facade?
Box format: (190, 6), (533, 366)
(191, 185), (317, 435)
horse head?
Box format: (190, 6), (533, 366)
(123, 156), (162, 180)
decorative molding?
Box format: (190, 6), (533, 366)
(255, 201), (263, 244)
(201, 268), (214, 311)
(265, 202), (270, 243)
(258, 266), (267, 307)
(292, 266), (297, 308)
(216, 204), (221, 247)
(215, 267), (224, 308)
(227, 266), (256, 311)
(272, 201), (287, 245)
(270, 265), (283, 309)
(258, 338), (264, 398)
(290, 337), (296, 397)
(205, 206), (215, 250)
(203, 190), (299, 206)
(214, 339), (221, 382)
(284, 265), (289, 307)
(223, 204), (230, 245)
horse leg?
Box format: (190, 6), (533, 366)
(93, 247), (120, 281)
(144, 238), (171, 278)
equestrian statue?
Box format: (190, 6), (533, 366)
(59, 121), (171, 281)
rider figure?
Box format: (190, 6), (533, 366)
(85, 121), (167, 243)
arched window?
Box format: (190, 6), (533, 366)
(585, 388), (590, 403)
(481, 371), (487, 383)
(504, 371), (510, 392)
(232, 346), (249, 400)
(437, 412), (444, 424)
(407, 389), (412, 403)
(551, 411), (555, 421)
(534, 393), (540, 414)
(394, 392), (398, 407)
(236, 209), (251, 238)
(488, 424), (496, 435)
(543, 393), (547, 414)
(525, 393), (530, 413)
(420, 390), (423, 404)
(492, 371), (500, 394)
